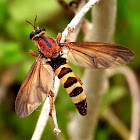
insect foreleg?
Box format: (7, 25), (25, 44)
(64, 27), (74, 42)
(29, 50), (40, 57)
(56, 27), (74, 43)
(56, 32), (62, 44)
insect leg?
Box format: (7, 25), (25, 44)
(29, 50), (40, 57)
(49, 90), (55, 117)
(56, 27), (74, 43)
(49, 90), (61, 134)
(56, 33), (62, 43)
(74, 73), (83, 85)
(64, 27), (74, 42)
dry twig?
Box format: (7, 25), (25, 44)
(107, 66), (140, 140)
(68, 0), (117, 140)
(102, 108), (131, 140)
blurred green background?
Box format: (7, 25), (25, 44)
(0, 0), (139, 140)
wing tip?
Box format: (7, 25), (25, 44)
(15, 105), (27, 118)
(15, 99), (29, 118)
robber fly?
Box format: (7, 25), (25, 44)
(15, 16), (134, 118)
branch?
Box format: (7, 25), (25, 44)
(31, 77), (60, 140)
(60, 0), (101, 43)
(56, 0), (75, 16)
(68, 0), (117, 140)
(31, 0), (101, 139)
(102, 108), (131, 140)
(107, 66), (140, 140)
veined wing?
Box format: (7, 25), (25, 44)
(60, 42), (134, 69)
(15, 55), (54, 118)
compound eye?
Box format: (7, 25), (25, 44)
(30, 32), (34, 40)
(40, 28), (46, 32)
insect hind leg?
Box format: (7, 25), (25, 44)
(49, 90), (55, 117)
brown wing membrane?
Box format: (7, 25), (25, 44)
(15, 56), (54, 118)
(60, 42), (134, 69)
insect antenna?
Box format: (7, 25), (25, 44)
(26, 15), (38, 30)
(34, 15), (38, 29)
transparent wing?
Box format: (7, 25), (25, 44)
(60, 42), (134, 69)
(15, 56), (54, 118)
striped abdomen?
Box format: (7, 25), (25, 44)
(49, 57), (87, 115)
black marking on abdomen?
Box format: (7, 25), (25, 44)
(49, 57), (87, 116)
(64, 77), (77, 88)
(75, 98), (87, 116)
(69, 87), (83, 97)
(58, 67), (72, 79)
(40, 36), (52, 48)
(49, 57), (67, 71)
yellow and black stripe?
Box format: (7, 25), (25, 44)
(49, 57), (87, 115)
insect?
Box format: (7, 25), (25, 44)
(15, 16), (134, 118)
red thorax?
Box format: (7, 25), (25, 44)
(36, 36), (61, 59)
